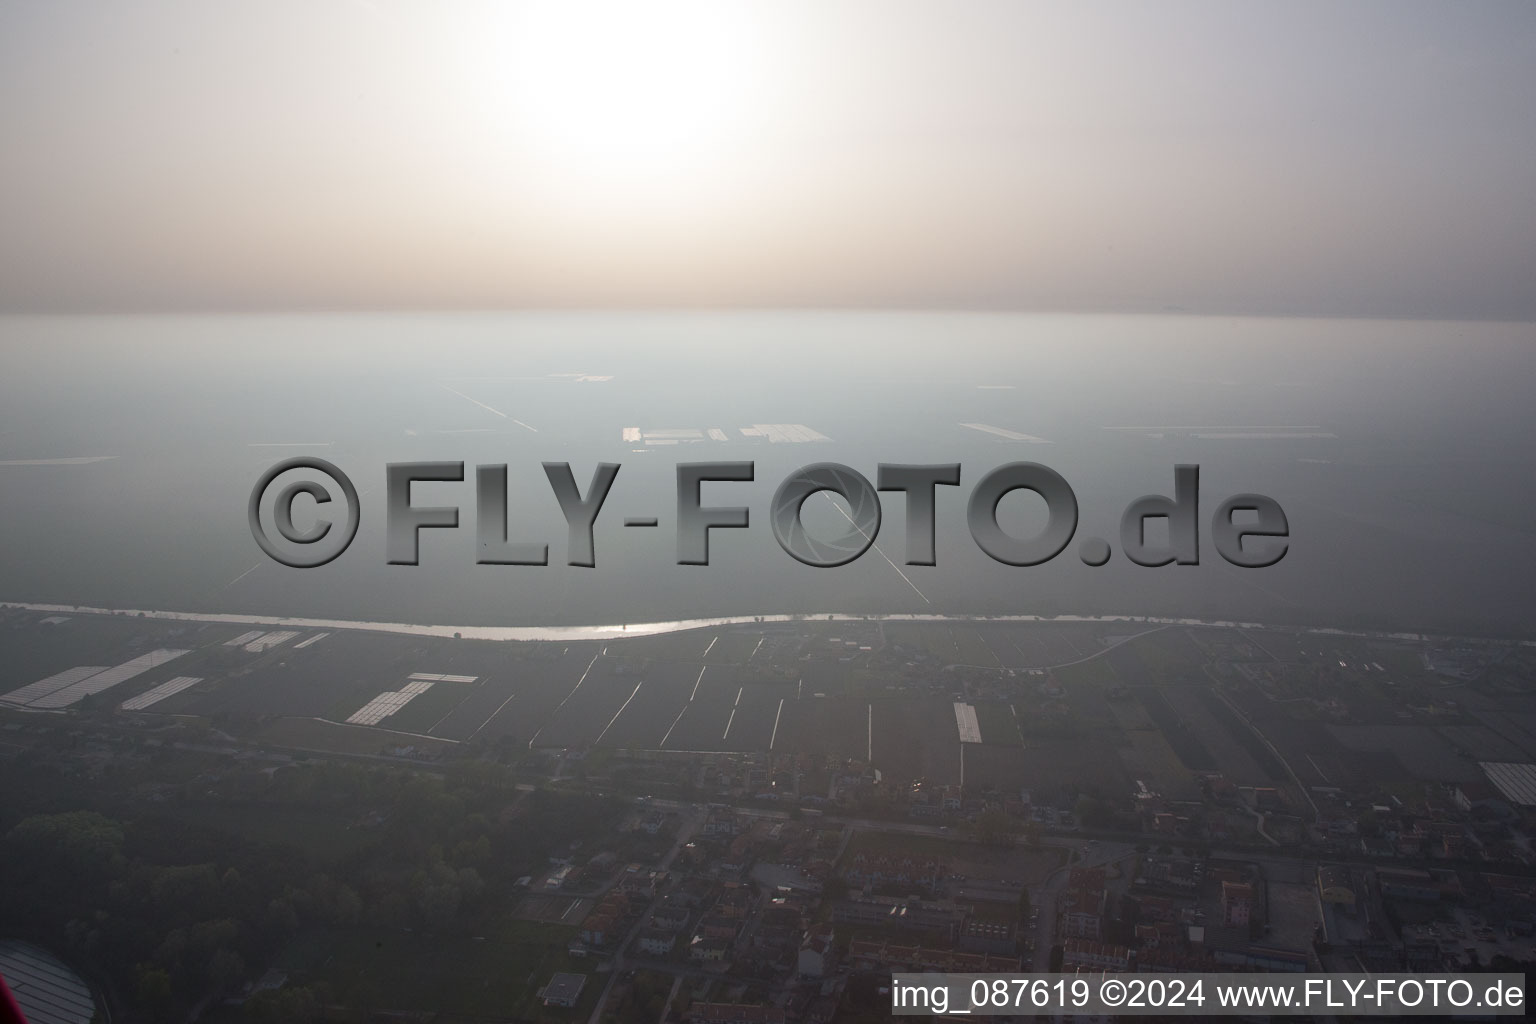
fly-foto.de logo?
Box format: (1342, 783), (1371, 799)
(249, 459), (1288, 571)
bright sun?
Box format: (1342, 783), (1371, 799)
(495, 2), (765, 182)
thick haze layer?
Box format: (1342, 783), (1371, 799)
(1, 313), (1534, 637)
(2, 1), (1534, 316)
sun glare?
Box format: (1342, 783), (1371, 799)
(494, 2), (765, 185)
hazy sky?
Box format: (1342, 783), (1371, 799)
(2, 1), (1533, 316)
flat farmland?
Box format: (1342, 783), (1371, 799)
(1137, 690), (1216, 771)
(871, 698), (961, 785)
(969, 625), (1041, 669)
(1253, 715), (1348, 788)
(719, 684), (792, 752)
(1436, 724), (1527, 762)
(658, 665), (740, 751)
(959, 743), (1028, 790)
(592, 660), (699, 749)
(1052, 655), (1120, 689)
(974, 701), (1024, 745)
(1001, 734), (1131, 798)
(1367, 642), (1437, 679)
(894, 625), (964, 662)
(0, 613), (217, 694)
(1104, 688), (1195, 794)
(426, 674), (518, 740)
(439, 646), (600, 745)
(532, 657), (647, 749)
(950, 627), (1003, 668)
(1192, 689), (1288, 781)
(610, 628), (718, 661)
(1160, 687), (1274, 785)
(253, 716), (457, 757)
(21, 610), (1509, 823)
(1108, 627), (1207, 686)
(377, 680), (479, 735)
(703, 631), (762, 664)
(1244, 629), (1309, 662)
(1468, 709), (1536, 761)
(1118, 727), (1197, 799)
(1036, 625), (1102, 663)
(174, 630), (438, 719)
(773, 696), (870, 764)
(1325, 724), (1481, 783)
(798, 661), (853, 698)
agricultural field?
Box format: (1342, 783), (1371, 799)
(252, 717), (458, 758)
(1325, 724), (1482, 783)
(871, 698), (962, 785)
(12, 608), (1523, 813)
(973, 701), (1024, 746)
(1160, 687), (1279, 785)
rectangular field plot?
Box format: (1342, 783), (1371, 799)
(1053, 656), (1120, 689)
(968, 626), (1045, 669)
(246, 630), (300, 652)
(23, 649), (189, 709)
(702, 631), (763, 664)
(870, 699), (962, 786)
(1467, 710), (1536, 762)
(1159, 688), (1276, 785)
(657, 667), (740, 751)
(954, 702), (982, 743)
(120, 676), (202, 711)
(0, 614), (210, 696)
(173, 631), (454, 720)
(600, 629), (718, 661)
(378, 680), (480, 735)
(959, 743), (1033, 791)
(1, 665), (108, 707)
(974, 701), (1024, 746)
(1188, 689), (1289, 782)
(347, 681), (435, 725)
(1326, 724), (1482, 783)
(791, 661), (852, 699)
(719, 685), (792, 752)
(337, 673), (482, 729)
(400, 645), (599, 744)
(589, 660), (698, 749)
(774, 696), (873, 765)
(1136, 690), (1216, 771)
(1029, 627), (1096, 665)
(532, 658), (648, 749)
(1117, 729), (1198, 798)
(951, 628), (1003, 668)
(1252, 716), (1353, 789)
(1242, 630), (1309, 662)
(424, 676), (514, 740)
(254, 716), (458, 758)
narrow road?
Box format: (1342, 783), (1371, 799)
(587, 806), (705, 1024)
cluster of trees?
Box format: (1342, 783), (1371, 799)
(0, 755), (624, 1023)
(1, 807), (366, 1019)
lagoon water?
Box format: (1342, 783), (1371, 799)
(1, 312), (1533, 638)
